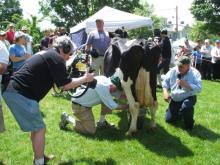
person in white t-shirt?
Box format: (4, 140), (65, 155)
(60, 76), (128, 135)
(0, 31), (9, 132)
(211, 40), (220, 79)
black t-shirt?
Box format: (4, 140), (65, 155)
(11, 49), (71, 102)
(160, 36), (172, 59)
(40, 37), (50, 50)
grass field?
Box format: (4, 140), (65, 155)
(0, 80), (220, 165)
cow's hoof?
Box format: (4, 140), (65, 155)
(149, 123), (157, 132)
(126, 130), (137, 137)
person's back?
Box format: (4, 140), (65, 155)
(12, 49), (70, 102)
(72, 76), (118, 109)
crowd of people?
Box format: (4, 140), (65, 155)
(0, 19), (218, 164)
(177, 38), (220, 80)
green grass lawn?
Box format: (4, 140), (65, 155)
(0, 80), (220, 165)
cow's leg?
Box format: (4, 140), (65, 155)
(116, 68), (139, 136)
(149, 101), (158, 129)
(122, 79), (139, 135)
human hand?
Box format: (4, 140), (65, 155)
(84, 71), (94, 83)
(163, 90), (171, 102)
(25, 54), (32, 59)
(177, 79), (188, 88)
(118, 104), (129, 110)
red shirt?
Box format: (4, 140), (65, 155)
(6, 29), (15, 44)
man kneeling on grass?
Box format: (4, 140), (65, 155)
(60, 75), (128, 135)
(162, 56), (202, 130)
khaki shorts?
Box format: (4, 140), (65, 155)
(72, 103), (96, 135)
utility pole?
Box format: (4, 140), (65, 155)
(176, 5), (178, 39)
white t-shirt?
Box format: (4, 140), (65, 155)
(0, 40), (9, 64)
(211, 47), (220, 63)
(72, 76), (118, 109)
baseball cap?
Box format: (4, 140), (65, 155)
(21, 26), (28, 31)
(9, 23), (14, 27)
(215, 40), (220, 43)
(110, 76), (122, 90)
(161, 29), (168, 35)
(0, 31), (6, 36)
(176, 56), (191, 67)
(14, 31), (25, 39)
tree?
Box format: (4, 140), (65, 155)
(190, 0), (220, 36)
(191, 0), (220, 23)
(188, 21), (219, 42)
(0, 0), (23, 29)
(39, 0), (141, 29)
(128, 2), (162, 39)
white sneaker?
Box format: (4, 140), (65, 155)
(59, 112), (69, 129)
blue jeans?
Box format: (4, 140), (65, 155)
(165, 96), (197, 129)
(3, 81), (45, 132)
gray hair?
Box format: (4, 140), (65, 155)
(53, 36), (75, 54)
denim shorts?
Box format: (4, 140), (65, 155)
(3, 82), (45, 132)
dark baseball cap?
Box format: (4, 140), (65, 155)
(110, 76), (122, 90)
(176, 56), (191, 67)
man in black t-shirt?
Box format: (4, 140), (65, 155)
(3, 36), (94, 165)
(158, 29), (172, 74)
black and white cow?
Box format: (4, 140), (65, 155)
(104, 37), (161, 135)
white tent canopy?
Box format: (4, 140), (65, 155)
(70, 6), (152, 34)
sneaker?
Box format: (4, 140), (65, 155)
(33, 155), (55, 165)
(59, 112), (69, 129)
(97, 120), (115, 129)
(44, 154), (55, 164)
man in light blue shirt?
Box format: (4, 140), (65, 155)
(162, 56), (202, 130)
(60, 76), (128, 135)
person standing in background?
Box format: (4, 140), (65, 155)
(6, 23), (15, 45)
(200, 39), (213, 80)
(9, 31), (31, 73)
(211, 40), (220, 80)
(0, 30), (9, 132)
(21, 26), (33, 55)
(158, 29), (172, 74)
(85, 19), (111, 75)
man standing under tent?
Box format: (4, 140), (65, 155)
(85, 19), (111, 75)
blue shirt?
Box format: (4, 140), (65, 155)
(86, 30), (110, 55)
(192, 50), (202, 64)
(9, 44), (27, 69)
(162, 66), (202, 102)
(72, 76), (118, 109)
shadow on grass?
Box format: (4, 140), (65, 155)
(58, 157), (116, 165)
(0, 162), (5, 165)
(187, 124), (220, 141)
(73, 111), (193, 158)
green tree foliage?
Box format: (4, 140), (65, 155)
(0, 0), (23, 29)
(191, 0), (220, 23)
(128, 3), (162, 39)
(7, 13), (43, 50)
(39, 0), (141, 29)
(188, 21), (220, 42)
(190, 0), (220, 37)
